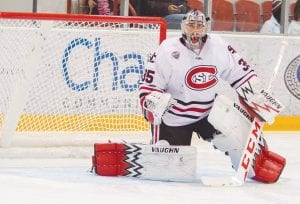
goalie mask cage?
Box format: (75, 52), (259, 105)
(0, 12), (167, 147)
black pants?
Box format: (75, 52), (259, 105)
(151, 116), (217, 145)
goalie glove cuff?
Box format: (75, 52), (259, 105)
(144, 108), (161, 125)
(143, 92), (174, 125)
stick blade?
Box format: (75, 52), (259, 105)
(201, 176), (243, 187)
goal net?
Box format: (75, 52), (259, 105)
(0, 12), (166, 147)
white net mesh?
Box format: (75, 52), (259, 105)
(0, 13), (166, 147)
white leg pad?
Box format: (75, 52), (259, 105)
(93, 142), (197, 182)
(209, 94), (252, 152)
(208, 94), (259, 176)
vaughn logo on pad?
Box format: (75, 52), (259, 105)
(151, 147), (180, 153)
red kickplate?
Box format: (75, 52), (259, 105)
(94, 143), (127, 152)
(93, 143), (132, 176)
(253, 150), (286, 183)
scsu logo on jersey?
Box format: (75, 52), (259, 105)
(185, 66), (218, 90)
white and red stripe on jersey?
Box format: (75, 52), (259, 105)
(139, 34), (256, 126)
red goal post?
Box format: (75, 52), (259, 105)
(0, 12), (167, 147)
(0, 12), (166, 42)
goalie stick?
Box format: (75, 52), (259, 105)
(201, 41), (288, 187)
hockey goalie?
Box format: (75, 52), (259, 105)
(92, 10), (286, 185)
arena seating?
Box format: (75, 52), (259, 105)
(187, 0), (204, 11)
(235, 0), (260, 32)
(290, 2), (296, 21)
(212, 0), (234, 31)
(262, 0), (272, 23)
(209, 0), (296, 32)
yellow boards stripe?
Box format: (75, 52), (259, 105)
(14, 114), (149, 131)
(0, 115), (299, 132)
(264, 116), (300, 131)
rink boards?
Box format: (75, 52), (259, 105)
(1, 30), (299, 133)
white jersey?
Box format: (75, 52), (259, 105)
(288, 20), (300, 34)
(139, 34), (256, 126)
(260, 15), (281, 34)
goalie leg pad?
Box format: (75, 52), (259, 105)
(92, 142), (197, 182)
(208, 94), (286, 183)
(212, 132), (244, 153)
(209, 94), (253, 153)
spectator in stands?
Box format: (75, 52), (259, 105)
(260, 0), (282, 33)
(139, 0), (184, 17)
(164, 2), (188, 29)
(165, 0), (203, 29)
(288, 0), (300, 34)
(140, 0), (202, 29)
(88, 0), (112, 15)
(139, 0), (186, 29)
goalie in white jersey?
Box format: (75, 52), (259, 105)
(139, 10), (286, 183)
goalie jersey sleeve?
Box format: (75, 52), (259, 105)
(139, 34), (256, 126)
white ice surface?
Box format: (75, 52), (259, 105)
(0, 132), (299, 204)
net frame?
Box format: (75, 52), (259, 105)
(0, 12), (167, 147)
